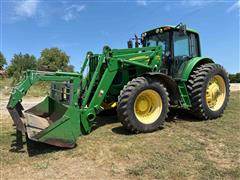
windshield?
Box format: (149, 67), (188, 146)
(145, 32), (169, 56)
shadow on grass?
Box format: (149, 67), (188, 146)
(92, 108), (119, 130)
(111, 126), (133, 135)
(8, 108), (203, 156)
(25, 137), (71, 157)
(9, 131), (73, 157)
(111, 108), (205, 135)
(9, 139), (26, 153)
(166, 108), (199, 122)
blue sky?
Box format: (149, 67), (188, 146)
(1, 0), (239, 73)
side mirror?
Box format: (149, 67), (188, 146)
(135, 34), (139, 48)
(141, 38), (146, 47)
(179, 24), (187, 36)
(127, 39), (133, 48)
(176, 22), (187, 36)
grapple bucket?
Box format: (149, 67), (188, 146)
(8, 96), (82, 148)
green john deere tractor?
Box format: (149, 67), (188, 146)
(7, 23), (230, 148)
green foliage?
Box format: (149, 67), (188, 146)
(0, 51), (7, 69)
(38, 48), (74, 72)
(65, 64), (75, 72)
(7, 53), (37, 83)
(6, 48), (75, 85)
(229, 73), (240, 83)
(0, 78), (49, 97)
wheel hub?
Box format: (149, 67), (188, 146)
(206, 75), (226, 111)
(136, 96), (150, 113)
(134, 89), (162, 124)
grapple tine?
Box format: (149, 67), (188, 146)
(7, 102), (25, 150)
(7, 102), (26, 133)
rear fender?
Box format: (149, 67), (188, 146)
(177, 57), (214, 81)
(143, 72), (180, 105)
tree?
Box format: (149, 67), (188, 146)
(38, 48), (73, 72)
(7, 53), (37, 82)
(0, 52), (7, 69)
(229, 73), (240, 83)
(65, 64), (75, 72)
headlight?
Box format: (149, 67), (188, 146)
(142, 33), (147, 37)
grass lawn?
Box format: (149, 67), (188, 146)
(0, 92), (239, 179)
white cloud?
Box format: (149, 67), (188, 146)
(181, 0), (211, 7)
(136, 0), (148, 6)
(15, 0), (39, 17)
(62, 5), (85, 21)
(227, 0), (240, 13)
(63, 12), (73, 22)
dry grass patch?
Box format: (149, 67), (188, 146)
(0, 92), (239, 179)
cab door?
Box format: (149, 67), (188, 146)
(171, 31), (200, 77)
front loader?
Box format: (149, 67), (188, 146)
(7, 23), (230, 148)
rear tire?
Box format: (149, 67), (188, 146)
(117, 77), (169, 133)
(187, 63), (230, 119)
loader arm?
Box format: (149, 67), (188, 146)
(7, 70), (81, 109)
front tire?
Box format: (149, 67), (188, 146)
(187, 63), (230, 119)
(117, 77), (169, 133)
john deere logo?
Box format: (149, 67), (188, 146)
(129, 56), (149, 61)
(155, 55), (161, 60)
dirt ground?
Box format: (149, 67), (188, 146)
(0, 90), (239, 179)
(230, 83), (240, 91)
(1, 96), (44, 115)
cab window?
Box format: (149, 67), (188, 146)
(173, 31), (189, 57)
(189, 33), (199, 57)
(145, 32), (169, 56)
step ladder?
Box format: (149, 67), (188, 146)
(177, 81), (191, 109)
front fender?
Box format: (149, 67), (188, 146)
(143, 72), (180, 105)
(178, 57), (214, 81)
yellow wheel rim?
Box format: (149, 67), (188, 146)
(205, 75), (226, 111)
(134, 89), (162, 124)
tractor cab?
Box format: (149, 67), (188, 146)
(131, 23), (201, 77)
